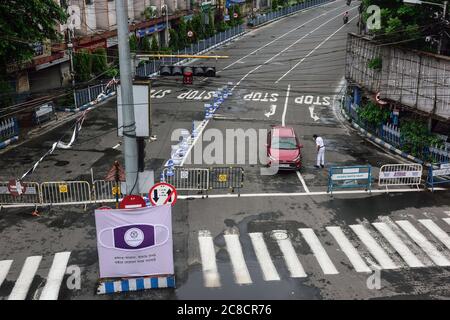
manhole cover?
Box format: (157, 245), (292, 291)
(270, 230), (289, 241)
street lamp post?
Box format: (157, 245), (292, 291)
(161, 3), (169, 47)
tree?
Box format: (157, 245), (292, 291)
(191, 13), (205, 40)
(73, 49), (92, 82)
(91, 48), (108, 76)
(129, 34), (138, 52)
(178, 19), (188, 49)
(141, 36), (152, 52)
(0, 0), (67, 74)
(169, 29), (179, 51)
(207, 11), (215, 37)
(151, 35), (159, 53)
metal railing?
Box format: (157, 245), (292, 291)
(426, 163), (450, 191)
(0, 117), (19, 143)
(74, 79), (118, 109)
(327, 166), (372, 195)
(209, 167), (244, 193)
(0, 182), (40, 204)
(163, 168), (209, 191)
(41, 181), (91, 204)
(93, 180), (124, 201)
(247, 0), (330, 27)
(378, 164), (423, 190)
(135, 24), (245, 78)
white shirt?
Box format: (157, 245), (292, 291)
(315, 136), (324, 148)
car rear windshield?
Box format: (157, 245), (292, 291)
(272, 137), (297, 150)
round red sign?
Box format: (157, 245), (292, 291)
(233, 13), (238, 18)
(187, 30), (194, 38)
(149, 182), (177, 207)
(119, 195), (147, 209)
(8, 179), (26, 197)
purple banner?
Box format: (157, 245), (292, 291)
(95, 205), (173, 278)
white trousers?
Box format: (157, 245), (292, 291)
(317, 147), (325, 166)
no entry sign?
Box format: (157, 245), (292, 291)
(149, 182), (177, 207)
(8, 180), (26, 197)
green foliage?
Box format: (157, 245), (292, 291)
(0, 78), (14, 108)
(104, 67), (119, 78)
(400, 119), (443, 157)
(361, 0), (446, 52)
(143, 6), (156, 20)
(357, 101), (390, 127)
(206, 11), (215, 37)
(178, 19), (188, 49)
(368, 57), (382, 70)
(191, 14), (205, 40)
(73, 49), (92, 82)
(91, 48), (108, 75)
(140, 36), (152, 52)
(216, 20), (230, 32)
(272, 0), (279, 11)
(0, 0), (67, 73)
(169, 29), (179, 51)
(151, 35), (159, 53)
(129, 34), (138, 52)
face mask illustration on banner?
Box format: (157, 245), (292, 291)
(98, 224), (170, 251)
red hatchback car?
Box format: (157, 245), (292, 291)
(267, 126), (303, 170)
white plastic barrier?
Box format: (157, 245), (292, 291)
(378, 164), (423, 190)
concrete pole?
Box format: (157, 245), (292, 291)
(116, 0), (139, 195)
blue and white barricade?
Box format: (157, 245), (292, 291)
(427, 163), (450, 191)
(97, 275), (176, 294)
(327, 165), (372, 195)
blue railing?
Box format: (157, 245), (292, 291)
(135, 24), (245, 78)
(248, 0), (332, 27)
(0, 117), (19, 149)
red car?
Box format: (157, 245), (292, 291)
(267, 126), (303, 170)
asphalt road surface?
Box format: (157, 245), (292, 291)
(0, 0), (449, 300)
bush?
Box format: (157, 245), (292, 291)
(129, 34), (138, 52)
(73, 49), (92, 82)
(169, 29), (179, 51)
(91, 48), (108, 75)
(368, 57), (382, 70)
(140, 36), (152, 52)
(356, 101), (390, 128)
(400, 119), (444, 157)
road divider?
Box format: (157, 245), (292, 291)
(379, 164), (423, 190)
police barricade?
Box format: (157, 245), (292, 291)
(0, 181), (41, 205)
(209, 167), (244, 195)
(93, 180), (123, 201)
(327, 166), (372, 195)
(378, 164), (423, 190)
(427, 163), (450, 191)
(163, 168), (209, 192)
(41, 181), (91, 204)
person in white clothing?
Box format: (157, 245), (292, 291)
(313, 134), (325, 168)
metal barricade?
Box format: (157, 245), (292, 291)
(41, 181), (91, 204)
(163, 168), (209, 191)
(0, 182), (41, 205)
(426, 163), (450, 191)
(327, 166), (372, 195)
(209, 167), (244, 195)
(93, 180), (123, 201)
(378, 164), (423, 190)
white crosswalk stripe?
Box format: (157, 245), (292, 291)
(372, 222), (424, 268)
(299, 228), (339, 275)
(39, 252), (71, 300)
(271, 230), (307, 278)
(224, 233), (252, 285)
(326, 226), (371, 273)
(248, 233), (280, 281)
(350, 224), (399, 270)
(8, 256), (42, 300)
(198, 230), (221, 288)
(418, 219), (450, 251)
(396, 220), (450, 267)
(0, 260), (13, 288)
(443, 218), (450, 225)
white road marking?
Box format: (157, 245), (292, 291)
(264, 104), (277, 118)
(8, 256), (42, 300)
(309, 105), (320, 121)
(273, 230), (307, 278)
(231, 8), (351, 92)
(418, 219), (450, 251)
(39, 251), (71, 300)
(350, 224), (399, 270)
(224, 233), (252, 285)
(396, 220), (450, 267)
(444, 217), (450, 225)
(281, 84), (291, 126)
(276, 14), (358, 83)
(372, 222), (424, 268)
(0, 260), (13, 287)
(222, 4), (345, 71)
(198, 230), (221, 288)
(299, 228), (339, 275)
(112, 143), (121, 149)
(296, 171), (310, 193)
(326, 226), (371, 273)
(248, 233), (280, 281)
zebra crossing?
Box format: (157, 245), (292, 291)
(0, 251), (71, 300)
(197, 217), (450, 288)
